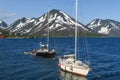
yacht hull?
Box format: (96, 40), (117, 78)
(58, 63), (90, 76)
(36, 51), (56, 58)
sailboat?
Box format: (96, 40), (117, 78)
(32, 9), (56, 58)
(58, 0), (90, 76)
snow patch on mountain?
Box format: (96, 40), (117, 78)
(0, 21), (2, 24)
(110, 22), (119, 29)
(56, 24), (61, 27)
(60, 11), (69, 20)
(16, 22), (25, 29)
(39, 16), (46, 22)
(98, 26), (109, 34)
(57, 27), (67, 31)
(26, 28), (32, 33)
(87, 19), (120, 36)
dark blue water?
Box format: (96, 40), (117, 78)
(0, 38), (120, 80)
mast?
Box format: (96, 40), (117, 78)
(47, 7), (50, 50)
(75, 0), (78, 60)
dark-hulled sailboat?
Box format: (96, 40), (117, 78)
(32, 8), (56, 58)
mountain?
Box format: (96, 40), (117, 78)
(8, 9), (89, 37)
(0, 20), (8, 29)
(86, 19), (120, 37)
(8, 17), (36, 35)
(0, 20), (8, 37)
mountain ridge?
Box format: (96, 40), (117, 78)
(1, 9), (120, 37)
(0, 20), (8, 29)
(7, 9), (90, 37)
(86, 18), (120, 37)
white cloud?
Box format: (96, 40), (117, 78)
(0, 9), (16, 19)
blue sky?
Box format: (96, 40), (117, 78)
(0, 0), (120, 24)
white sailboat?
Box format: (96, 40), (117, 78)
(58, 0), (90, 76)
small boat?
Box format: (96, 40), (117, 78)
(24, 51), (33, 55)
(24, 51), (29, 55)
(32, 8), (56, 58)
(32, 43), (56, 58)
(58, 0), (90, 76)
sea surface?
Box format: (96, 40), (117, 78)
(0, 37), (120, 80)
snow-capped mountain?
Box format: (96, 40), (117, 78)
(8, 9), (89, 36)
(86, 19), (120, 37)
(8, 17), (36, 35)
(0, 20), (8, 29)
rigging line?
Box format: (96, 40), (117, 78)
(84, 30), (91, 64)
(79, 0), (86, 62)
(82, 28), (91, 66)
(90, 71), (101, 78)
(77, 25), (81, 60)
(77, 32), (80, 60)
(77, 1), (85, 61)
(90, 69), (105, 78)
(83, 27), (91, 66)
(79, 0), (90, 64)
(47, 6), (50, 50)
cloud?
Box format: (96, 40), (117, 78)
(0, 9), (16, 19)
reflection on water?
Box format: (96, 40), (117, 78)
(59, 70), (87, 80)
